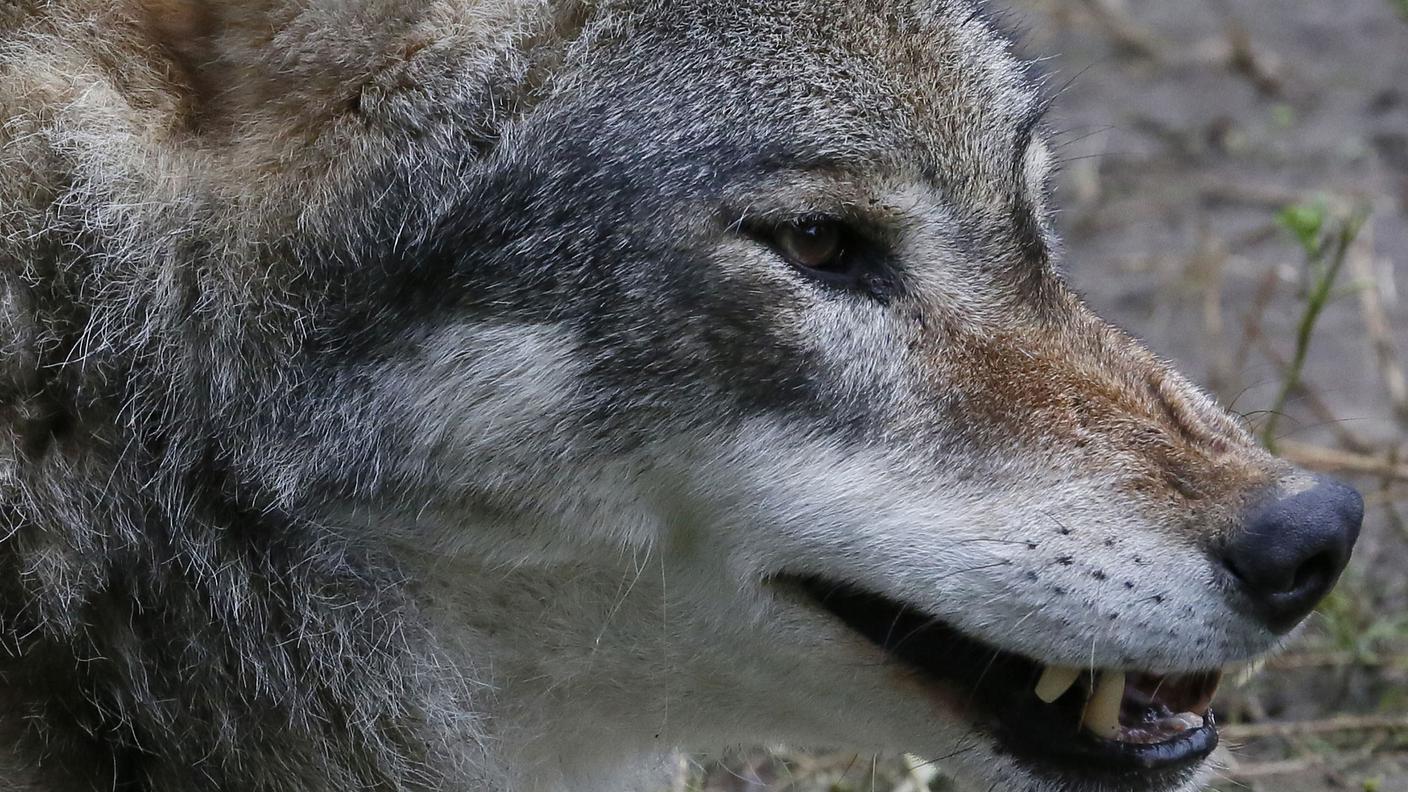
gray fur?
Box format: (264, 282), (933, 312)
(1, 2), (1304, 790)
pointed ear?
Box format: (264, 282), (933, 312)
(137, 0), (214, 109)
(141, 0), (211, 43)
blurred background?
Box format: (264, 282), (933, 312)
(677, 0), (1408, 789)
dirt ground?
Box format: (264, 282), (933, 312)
(683, 1), (1408, 790)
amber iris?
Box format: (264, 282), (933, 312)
(776, 221), (843, 272)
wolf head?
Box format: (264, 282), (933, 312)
(0, 1), (1361, 791)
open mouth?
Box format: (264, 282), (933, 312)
(782, 575), (1223, 780)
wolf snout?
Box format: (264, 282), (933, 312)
(1220, 476), (1363, 633)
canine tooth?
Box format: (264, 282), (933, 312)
(1035, 665), (1082, 704)
(1081, 671), (1125, 740)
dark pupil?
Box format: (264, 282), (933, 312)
(791, 223), (840, 268)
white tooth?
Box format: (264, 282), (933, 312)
(1035, 665), (1082, 704)
(1081, 671), (1126, 740)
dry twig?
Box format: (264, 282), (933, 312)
(1079, 0), (1161, 59)
(1267, 649), (1408, 670)
(1276, 441), (1408, 483)
(1222, 715), (1408, 741)
(1349, 223), (1408, 425)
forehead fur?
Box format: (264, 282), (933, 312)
(2, 0), (1041, 219)
(574, 0), (1044, 189)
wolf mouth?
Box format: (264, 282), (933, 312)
(780, 575), (1224, 781)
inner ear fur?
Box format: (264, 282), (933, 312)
(136, 0), (216, 125)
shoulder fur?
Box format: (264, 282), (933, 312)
(0, 1), (594, 789)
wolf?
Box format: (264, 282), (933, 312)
(0, 1), (1363, 790)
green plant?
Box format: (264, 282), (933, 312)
(1311, 573), (1408, 664)
(1260, 201), (1368, 451)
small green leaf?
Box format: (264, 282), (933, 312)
(1270, 103), (1296, 128)
(1277, 202), (1325, 254)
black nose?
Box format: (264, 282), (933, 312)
(1222, 476), (1363, 633)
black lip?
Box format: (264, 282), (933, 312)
(781, 575), (1219, 781)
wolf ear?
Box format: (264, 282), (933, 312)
(130, 0), (384, 139)
(140, 0), (211, 46)
(136, 0), (215, 114)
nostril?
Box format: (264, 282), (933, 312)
(1222, 476), (1363, 633)
(1291, 550), (1337, 595)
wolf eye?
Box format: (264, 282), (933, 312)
(776, 221), (843, 271)
(745, 216), (894, 298)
